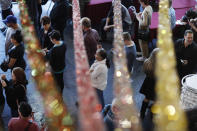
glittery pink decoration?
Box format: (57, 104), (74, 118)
(113, 0), (142, 130)
(72, 0), (105, 131)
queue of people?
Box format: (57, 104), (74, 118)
(0, 0), (197, 131)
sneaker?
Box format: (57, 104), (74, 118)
(136, 56), (146, 62)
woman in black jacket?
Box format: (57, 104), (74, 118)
(139, 48), (159, 119)
(1, 67), (28, 117)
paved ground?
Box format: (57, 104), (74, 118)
(0, 1), (145, 130)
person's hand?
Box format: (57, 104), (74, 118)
(40, 49), (47, 56)
(90, 69), (94, 73)
(181, 59), (188, 65)
(189, 20), (195, 27)
(104, 25), (110, 31)
(1, 75), (6, 80)
(1, 80), (7, 88)
(97, 44), (102, 49)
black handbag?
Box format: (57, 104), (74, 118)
(0, 60), (8, 72)
(138, 29), (150, 41)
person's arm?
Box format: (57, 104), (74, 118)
(104, 7), (114, 30)
(7, 58), (16, 69)
(8, 119), (14, 131)
(138, 11), (149, 27)
(189, 22), (197, 32)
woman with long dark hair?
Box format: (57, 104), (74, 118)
(1, 67), (28, 117)
(139, 48), (159, 119)
(90, 48), (110, 109)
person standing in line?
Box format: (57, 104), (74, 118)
(139, 48), (159, 119)
(81, 17), (100, 66)
(50, 0), (70, 38)
(169, 0), (176, 29)
(90, 48), (109, 109)
(0, 0), (12, 20)
(0, 0), (13, 33)
(3, 15), (21, 56)
(123, 32), (137, 73)
(100, 0), (132, 41)
(40, 16), (54, 50)
(174, 30), (197, 79)
(44, 30), (66, 94)
(136, 0), (153, 61)
(8, 102), (40, 131)
(6, 31), (26, 71)
(1, 67), (28, 117)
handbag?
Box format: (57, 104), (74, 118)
(137, 11), (151, 41)
(138, 29), (150, 41)
(0, 60), (8, 72)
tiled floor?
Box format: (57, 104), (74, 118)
(0, 2), (145, 130)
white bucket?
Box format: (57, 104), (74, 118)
(181, 74), (197, 109)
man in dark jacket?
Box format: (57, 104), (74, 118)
(50, 0), (70, 38)
(26, 0), (48, 37)
(175, 30), (197, 79)
(46, 30), (66, 94)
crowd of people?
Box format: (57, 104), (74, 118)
(0, 0), (197, 130)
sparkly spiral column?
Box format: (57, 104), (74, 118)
(72, 0), (104, 131)
(17, 0), (73, 130)
(113, 0), (141, 130)
(153, 0), (187, 130)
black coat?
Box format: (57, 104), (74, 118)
(140, 76), (156, 101)
(4, 79), (27, 110)
(39, 27), (54, 50)
(50, 0), (70, 35)
(174, 39), (197, 79)
(46, 42), (66, 72)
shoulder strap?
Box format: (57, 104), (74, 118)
(20, 84), (26, 92)
(24, 121), (32, 131)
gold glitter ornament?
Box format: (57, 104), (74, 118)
(112, 0), (142, 130)
(154, 0), (187, 131)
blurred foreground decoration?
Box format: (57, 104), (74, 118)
(72, 0), (105, 131)
(17, 0), (74, 130)
(153, 0), (187, 130)
(113, 0), (142, 130)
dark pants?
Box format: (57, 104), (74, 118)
(53, 73), (64, 94)
(95, 88), (105, 109)
(2, 8), (13, 20)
